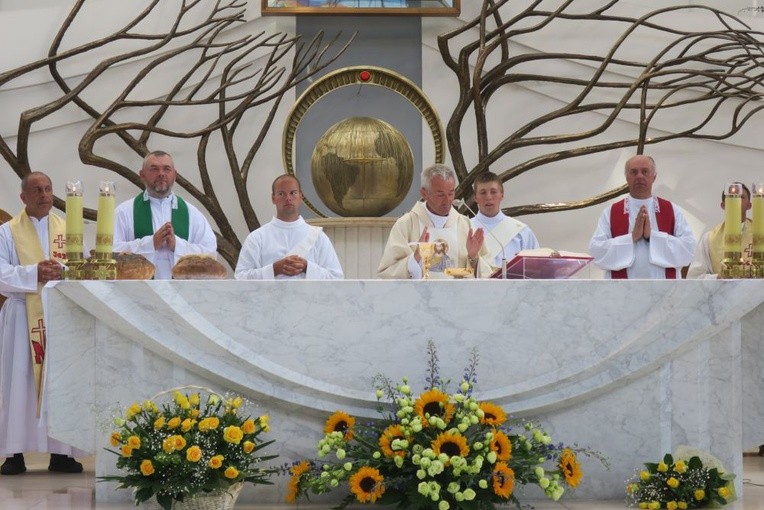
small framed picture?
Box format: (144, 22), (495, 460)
(261, 0), (460, 16)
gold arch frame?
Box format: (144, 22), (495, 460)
(283, 65), (444, 217)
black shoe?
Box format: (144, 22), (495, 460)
(759, 444), (764, 457)
(0, 453), (26, 475)
(48, 453), (83, 473)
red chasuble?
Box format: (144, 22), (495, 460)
(609, 197), (676, 279)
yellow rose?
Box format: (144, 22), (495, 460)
(638, 503), (648, 509)
(242, 419), (256, 434)
(208, 455), (224, 469)
(260, 415), (270, 432)
(121, 445), (133, 457)
(126, 402), (142, 420)
(673, 460), (687, 473)
(190, 409), (200, 419)
(678, 502), (688, 509)
(143, 400), (158, 413)
(190, 393), (200, 407)
(140, 459), (155, 476)
(167, 417), (181, 429)
(694, 489), (705, 501)
(172, 435), (187, 450)
(717, 487), (730, 499)
(243, 441), (255, 454)
(657, 462), (668, 473)
(154, 417), (166, 430)
(648, 501), (660, 510)
(127, 435), (141, 449)
(110, 432), (122, 447)
(639, 471), (650, 481)
(666, 501), (678, 510)
(186, 445), (203, 462)
(223, 426), (244, 444)
(173, 391), (190, 409)
(163, 437), (176, 453)
(666, 477), (679, 489)
(181, 418), (195, 432)
(232, 397), (243, 409)
(224, 466), (240, 479)
(199, 417), (219, 432)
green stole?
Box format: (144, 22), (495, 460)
(132, 192), (189, 240)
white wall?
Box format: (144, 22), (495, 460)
(2, 0), (763, 277)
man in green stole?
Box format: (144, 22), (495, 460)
(1, 172), (84, 475)
(687, 182), (752, 279)
(113, 150), (217, 279)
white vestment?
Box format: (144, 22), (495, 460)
(113, 191), (217, 280)
(0, 216), (86, 457)
(377, 201), (492, 279)
(471, 211), (540, 267)
(234, 217), (343, 280)
(589, 196), (696, 279)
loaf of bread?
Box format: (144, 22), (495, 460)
(171, 254), (227, 280)
(115, 252), (155, 280)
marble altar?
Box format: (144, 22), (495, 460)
(43, 280), (764, 503)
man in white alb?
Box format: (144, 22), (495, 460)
(234, 174), (343, 280)
(113, 150), (217, 279)
(1, 172), (85, 475)
(377, 164), (491, 279)
(589, 155), (696, 279)
(687, 182), (752, 279)
(470, 172), (540, 269)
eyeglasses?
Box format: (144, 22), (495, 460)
(274, 190), (300, 198)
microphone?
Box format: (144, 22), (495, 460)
(452, 199), (507, 279)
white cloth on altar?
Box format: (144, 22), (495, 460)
(113, 191), (217, 280)
(589, 196), (696, 279)
(471, 211), (540, 266)
(234, 216), (343, 280)
(377, 201), (491, 279)
(0, 216), (86, 457)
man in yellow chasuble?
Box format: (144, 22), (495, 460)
(0, 172), (85, 475)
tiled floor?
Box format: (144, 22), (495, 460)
(0, 453), (762, 509)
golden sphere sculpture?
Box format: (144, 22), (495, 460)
(311, 116), (414, 217)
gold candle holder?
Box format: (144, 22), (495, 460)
(64, 180), (87, 280)
(721, 182), (744, 278)
(93, 181), (117, 280)
(751, 182), (764, 278)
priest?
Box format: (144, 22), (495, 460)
(113, 150), (217, 280)
(234, 174), (343, 280)
(0, 172), (85, 475)
(377, 164), (491, 279)
(687, 183), (752, 279)
(471, 172), (540, 267)
(589, 155), (696, 279)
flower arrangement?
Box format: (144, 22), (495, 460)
(100, 386), (277, 510)
(286, 341), (605, 509)
(625, 448), (736, 509)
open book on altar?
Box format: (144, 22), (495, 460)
(489, 248), (593, 279)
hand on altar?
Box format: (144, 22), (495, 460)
(37, 259), (62, 283)
(413, 227), (430, 263)
(274, 254), (307, 277)
(466, 227), (484, 261)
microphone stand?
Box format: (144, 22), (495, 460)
(453, 199), (507, 279)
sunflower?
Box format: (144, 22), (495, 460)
(492, 462), (515, 499)
(432, 431), (470, 465)
(285, 460), (311, 503)
(559, 448), (583, 488)
(379, 424), (409, 458)
(414, 388), (455, 426)
(324, 411), (355, 441)
(489, 430), (512, 461)
(349, 466), (385, 503)
(479, 402), (507, 427)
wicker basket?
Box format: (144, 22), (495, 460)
(143, 482), (243, 510)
